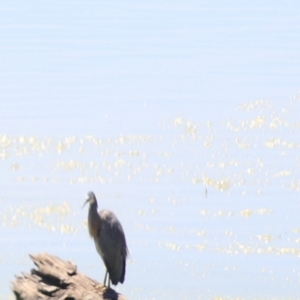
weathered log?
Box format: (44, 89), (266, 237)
(12, 253), (127, 300)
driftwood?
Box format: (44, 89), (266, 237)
(12, 253), (127, 300)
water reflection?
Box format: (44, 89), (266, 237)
(1, 97), (300, 298)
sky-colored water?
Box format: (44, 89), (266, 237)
(1, 1), (300, 299)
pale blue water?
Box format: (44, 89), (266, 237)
(1, 1), (300, 299)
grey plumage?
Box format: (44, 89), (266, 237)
(83, 191), (129, 287)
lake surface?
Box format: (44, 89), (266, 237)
(1, 1), (300, 299)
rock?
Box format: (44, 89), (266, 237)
(12, 253), (127, 300)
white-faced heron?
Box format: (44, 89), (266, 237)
(83, 191), (129, 288)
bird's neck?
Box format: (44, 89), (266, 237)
(88, 205), (101, 239)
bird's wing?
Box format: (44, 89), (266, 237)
(98, 210), (128, 284)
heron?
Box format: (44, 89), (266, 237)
(83, 191), (129, 288)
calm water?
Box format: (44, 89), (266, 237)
(1, 1), (300, 299)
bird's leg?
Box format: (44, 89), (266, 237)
(95, 271), (108, 293)
(108, 273), (111, 289)
(103, 270), (108, 286)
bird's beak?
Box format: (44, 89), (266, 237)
(82, 197), (89, 209)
